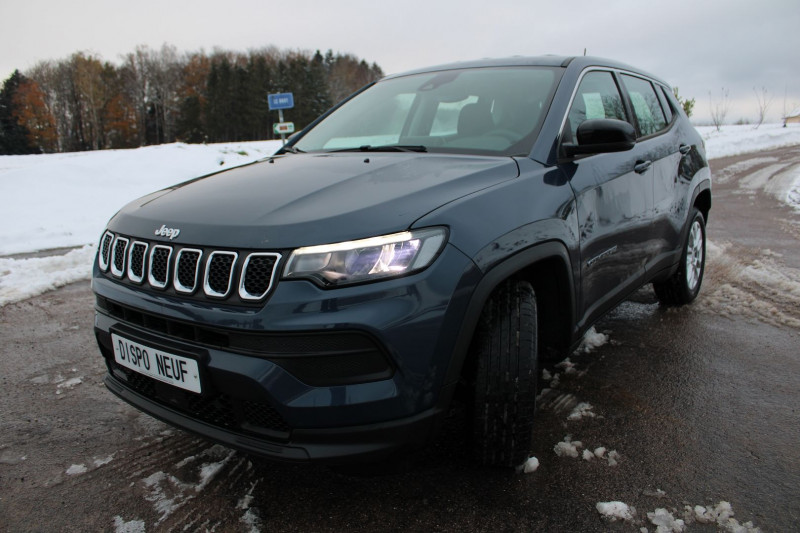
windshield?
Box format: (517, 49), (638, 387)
(293, 67), (560, 157)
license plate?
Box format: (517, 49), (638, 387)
(112, 333), (202, 394)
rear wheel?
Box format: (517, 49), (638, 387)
(654, 208), (706, 305)
(469, 279), (538, 467)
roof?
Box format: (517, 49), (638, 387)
(382, 55), (668, 86)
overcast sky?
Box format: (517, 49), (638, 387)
(2, 0), (798, 123)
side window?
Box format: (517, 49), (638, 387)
(565, 71), (627, 141)
(657, 86), (674, 123)
(621, 75), (667, 137)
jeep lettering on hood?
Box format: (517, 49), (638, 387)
(154, 224), (181, 240)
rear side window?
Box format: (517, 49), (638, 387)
(621, 75), (667, 137)
(565, 71), (626, 141)
(657, 86), (674, 123)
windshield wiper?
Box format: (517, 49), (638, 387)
(330, 144), (428, 153)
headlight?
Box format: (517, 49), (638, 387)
(284, 227), (447, 287)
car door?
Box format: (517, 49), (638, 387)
(559, 69), (655, 329)
(618, 74), (681, 275)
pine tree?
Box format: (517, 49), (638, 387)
(0, 70), (37, 154)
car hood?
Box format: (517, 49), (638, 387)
(108, 152), (519, 249)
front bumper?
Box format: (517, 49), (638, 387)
(104, 370), (447, 463)
(93, 243), (479, 463)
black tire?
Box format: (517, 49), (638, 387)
(469, 279), (538, 467)
(654, 208), (706, 306)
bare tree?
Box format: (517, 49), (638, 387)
(709, 87), (730, 132)
(753, 86), (773, 129)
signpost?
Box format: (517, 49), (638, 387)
(268, 92), (295, 144)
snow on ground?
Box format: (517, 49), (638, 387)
(595, 498), (762, 532)
(0, 124), (798, 307)
(143, 445), (236, 525)
(0, 141), (280, 255)
(596, 501), (635, 522)
(697, 123), (800, 160)
(0, 141), (280, 307)
(573, 326), (609, 353)
(113, 516), (146, 533)
(0, 244), (97, 306)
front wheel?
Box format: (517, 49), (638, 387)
(469, 279), (538, 467)
(654, 208), (706, 305)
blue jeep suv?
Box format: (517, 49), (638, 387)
(93, 55), (710, 467)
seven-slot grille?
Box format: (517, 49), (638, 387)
(97, 232), (281, 302)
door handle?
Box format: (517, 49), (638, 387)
(679, 144), (692, 155)
(634, 160), (652, 174)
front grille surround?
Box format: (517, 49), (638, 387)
(173, 248), (203, 294)
(204, 251), (238, 298)
(127, 241), (149, 283)
(148, 245), (173, 289)
(110, 237), (129, 278)
(99, 232), (282, 304)
(239, 253), (281, 301)
(98, 231), (114, 271)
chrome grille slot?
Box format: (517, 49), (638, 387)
(99, 232), (281, 303)
(174, 248), (203, 294)
(240, 253), (281, 301)
(149, 245), (173, 289)
(110, 237), (129, 278)
(204, 251), (238, 298)
(127, 241), (148, 283)
(98, 231), (114, 272)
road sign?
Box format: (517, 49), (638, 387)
(268, 93), (294, 110)
(273, 122), (295, 135)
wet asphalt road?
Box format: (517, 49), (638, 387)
(1, 147), (799, 532)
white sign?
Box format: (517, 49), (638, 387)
(274, 122), (295, 135)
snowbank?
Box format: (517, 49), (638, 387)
(0, 141), (281, 256)
(697, 123), (800, 159)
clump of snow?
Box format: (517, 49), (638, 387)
(689, 501), (761, 532)
(554, 435), (583, 458)
(237, 481), (262, 533)
(596, 501), (635, 522)
(787, 171), (800, 213)
(57, 377), (83, 390)
(94, 454), (114, 467)
(143, 445), (236, 524)
(607, 450), (621, 467)
(574, 326), (609, 354)
(66, 464), (88, 475)
(581, 446), (620, 466)
(593, 447), (607, 459)
(567, 402), (596, 421)
(697, 123), (800, 159)
(113, 516), (146, 533)
(0, 245), (97, 307)
(647, 507), (686, 532)
(517, 456), (540, 474)
(555, 358), (578, 374)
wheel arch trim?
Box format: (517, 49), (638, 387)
(442, 240), (575, 388)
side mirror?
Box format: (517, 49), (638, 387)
(563, 119), (636, 157)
